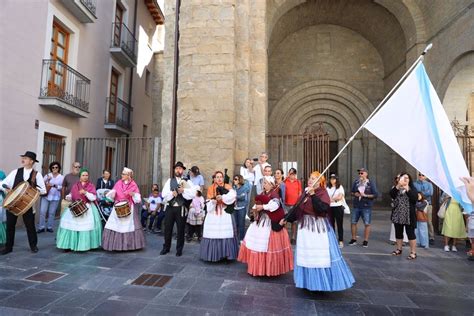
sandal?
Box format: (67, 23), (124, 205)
(391, 249), (402, 256)
(407, 252), (417, 260)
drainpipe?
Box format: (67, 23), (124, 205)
(170, 0), (181, 177)
(125, 0), (138, 166)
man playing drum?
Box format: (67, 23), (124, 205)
(0, 151), (46, 255)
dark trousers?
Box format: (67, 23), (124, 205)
(394, 223), (416, 240)
(6, 208), (37, 250)
(163, 206), (186, 253)
(187, 223), (202, 239)
(330, 206), (344, 242)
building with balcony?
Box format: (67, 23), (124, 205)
(0, 0), (164, 176)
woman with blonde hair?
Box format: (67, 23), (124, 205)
(281, 171), (354, 291)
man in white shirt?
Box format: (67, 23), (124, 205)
(160, 161), (196, 257)
(254, 152), (271, 195)
(0, 151), (46, 255)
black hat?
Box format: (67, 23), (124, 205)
(20, 151), (39, 163)
(173, 161), (186, 170)
(357, 168), (368, 174)
(329, 173), (338, 179)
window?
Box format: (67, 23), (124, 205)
(145, 69), (151, 96)
(113, 4), (124, 47)
(104, 146), (114, 172)
(48, 21), (70, 95)
(42, 133), (65, 175)
(108, 68), (120, 123)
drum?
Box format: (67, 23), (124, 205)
(2, 181), (40, 216)
(69, 200), (88, 217)
(115, 201), (131, 218)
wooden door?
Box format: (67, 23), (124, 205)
(42, 133), (65, 175)
(113, 5), (124, 47)
(105, 146), (114, 172)
(108, 69), (120, 123)
(48, 22), (69, 96)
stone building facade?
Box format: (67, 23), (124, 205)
(154, 0), (474, 196)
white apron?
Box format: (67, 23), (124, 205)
(60, 203), (94, 231)
(243, 215), (271, 252)
(296, 216), (330, 268)
(104, 203), (135, 233)
(203, 200), (234, 239)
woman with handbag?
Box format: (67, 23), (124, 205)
(390, 173), (419, 260)
(326, 173), (345, 248)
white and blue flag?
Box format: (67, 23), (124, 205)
(365, 62), (472, 213)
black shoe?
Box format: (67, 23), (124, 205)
(36, 228), (45, 233)
(47, 228), (54, 233)
(429, 239), (434, 245)
(349, 239), (357, 246)
(160, 249), (169, 255)
(362, 240), (368, 248)
(30, 246), (39, 253)
(1, 248), (12, 255)
(176, 251), (182, 257)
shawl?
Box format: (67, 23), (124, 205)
(114, 179), (140, 204)
(70, 181), (96, 203)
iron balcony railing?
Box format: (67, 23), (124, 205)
(111, 22), (137, 63)
(39, 59), (90, 112)
(106, 97), (133, 131)
(80, 0), (97, 16)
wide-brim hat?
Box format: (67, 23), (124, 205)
(174, 161), (186, 170)
(20, 151), (39, 163)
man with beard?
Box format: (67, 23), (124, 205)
(160, 162), (196, 256)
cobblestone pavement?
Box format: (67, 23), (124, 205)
(0, 210), (473, 315)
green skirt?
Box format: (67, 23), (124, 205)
(56, 203), (102, 251)
(0, 222), (6, 245)
(441, 199), (467, 239)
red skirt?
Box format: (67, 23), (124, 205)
(238, 228), (294, 276)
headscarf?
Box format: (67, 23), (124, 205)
(122, 167), (134, 178)
(70, 169), (96, 203)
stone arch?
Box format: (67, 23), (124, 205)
(267, 0), (426, 49)
(269, 80), (374, 136)
(437, 51), (474, 102)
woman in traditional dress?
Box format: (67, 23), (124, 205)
(102, 167), (145, 251)
(280, 171), (355, 291)
(56, 168), (102, 251)
(238, 176), (293, 276)
(0, 170), (6, 245)
(200, 171), (238, 262)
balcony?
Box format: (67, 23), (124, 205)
(39, 59), (90, 118)
(110, 23), (137, 67)
(104, 97), (133, 134)
(60, 0), (97, 23)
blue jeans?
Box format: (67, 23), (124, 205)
(38, 198), (59, 230)
(351, 208), (372, 225)
(416, 221), (429, 248)
(233, 207), (247, 241)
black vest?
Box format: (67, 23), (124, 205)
(13, 168), (36, 189)
(169, 177), (186, 207)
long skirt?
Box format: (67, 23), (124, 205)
(56, 204), (102, 251)
(102, 204), (145, 251)
(199, 212), (239, 262)
(442, 200), (467, 239)
(0, 222), (6, 245)
(294, 217), (355, 291)
(416, 221), (429, 248)
(238, 224), (293, 277)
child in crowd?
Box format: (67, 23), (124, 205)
(415, 192), (429, 249)
(141, 188), (164, 233)
(186, 190), (205, 242)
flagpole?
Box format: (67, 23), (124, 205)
(316, 43), (433, 180)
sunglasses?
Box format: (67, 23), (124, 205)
(52, 166), (59, 169)
(74, 166), (81, 168)
(359, 172), (365, 175)
(418, 174), (424, 176)
(233, 178), (239, 181)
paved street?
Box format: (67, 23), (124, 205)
(0, 210), (473, 315)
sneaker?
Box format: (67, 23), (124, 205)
(444, 245), (450, 252)
(348, 239), (357, 246)
(338, 241), (344, 248)
(451, 245), (458, 252)
(429, 239), (435, 245)
(362, 241), (368, 248)
(36, 228), (45, 233)
(46, 228), (54, 233)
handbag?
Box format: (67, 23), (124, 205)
(437, 199), (449, 219)
(342, 196), (351, 214)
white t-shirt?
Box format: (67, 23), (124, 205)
(326, 186), (345, 207)
(240, 166), (255, 185)
(148, 196), (162, 211)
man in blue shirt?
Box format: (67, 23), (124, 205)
(413, 172), (434, 244)
(349, 168), (378, 247)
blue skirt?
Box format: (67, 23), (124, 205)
(294, 219), (355, 291)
